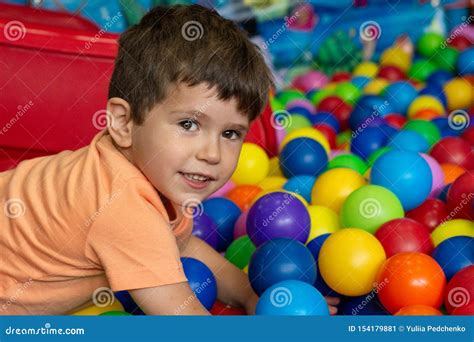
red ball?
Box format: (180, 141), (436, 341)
(406, 198), (449, 232)
(313, 123), (337, 149)
(446, 171), (474, 220)
(430, 137), (474, 170)
(384, 114), (407, 129)
(444, 265), (474, 314)
(331, 72), (352, 83)
(210, 300), (246, 315)
(375, 218), (434, 257)
(317, 96), (352, 131)
(461, 126), (474, 146)
(448, 35), (472, 51)
(377, 65), (406, 82)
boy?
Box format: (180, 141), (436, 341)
(0, 5), (338, 315)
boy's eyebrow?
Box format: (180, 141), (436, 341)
(170, 110), (249, 131)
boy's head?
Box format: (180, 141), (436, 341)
(106, 5), (273, 211)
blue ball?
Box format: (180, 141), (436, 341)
(351, 126), (390, 160)
(310, 112), (340, 132)
(419, 85), (448, 108)
(115, 291), (145, 315)
(438, 184), (451, 202)
(388, 130), (430, 153)
(288, 106), (313, 119)
(383, 81), (418, 115)
(307, 234), (341, 297)
(352, 76), (371, 89)
(283, 175), (316, 203)
(427, 70), (453, 87)
(249, 238), (317, 296)
(192, 211), (218, 250)
(280, 138), (328, 178)
(181, 257), (217, 310)
(371, 150), (432, 210)
(432, 236), (474, 280)
(350, 95), (394, 130)
(457, 47), (474, 76)
(432, 117), (465, 137)
(256, 280), (329, 315)
(338, 291), (389, 315)
(202, 198), (241, 251)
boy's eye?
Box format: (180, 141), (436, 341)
(179, 119), (199, 131)
(222, 130), (241, 140)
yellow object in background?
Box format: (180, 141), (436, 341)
(258, 176), (287, 191)
(444, 78), (473, 111)
(380, 47), (411, 72)
(363, 78), (390, 95)
(231, 143), (270, 185)
(70, 299), (124, 316)
(306, 205), (340, 243)
(407, 95), (445, 118)
(267, 156), (285, 177)
(279, 127), (330, 155)
(353, 61), (379, 78)
(431, 219), (474, 247)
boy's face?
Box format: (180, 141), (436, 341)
(126, 83), (249, 211)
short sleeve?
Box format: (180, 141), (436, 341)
(84, 178), (187, 292)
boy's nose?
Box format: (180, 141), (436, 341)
(196, 139), (221, 165)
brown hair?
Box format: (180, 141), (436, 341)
(108, 4), (274, 124)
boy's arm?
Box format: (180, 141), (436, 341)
(181, 235), (258, 314)
(129, 281), (211, 315)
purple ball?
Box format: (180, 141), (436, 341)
(192, 212), (218, 249)
(247, 191), (310, 246)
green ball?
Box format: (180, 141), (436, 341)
(336, 131), (352, 146)
(409, 59), (438, 81)
(328, 154), (368, 175)
(334, 82), (362, 105)
(285, 114), (311, 133)
(403, 120), (441, 147)
(277, 89), (305, 106)
(367, 147), (393, 166)
(341, 185), (404, 234)
(433, 47), (459, 72)
(270, 97), (285, 112)
(417, 32), (444, 58)
(310, 88), (333, 106)
(224, 236), (256, 269)
(99, 311), (131, 316)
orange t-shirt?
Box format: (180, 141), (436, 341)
(0, 130), (192, 315)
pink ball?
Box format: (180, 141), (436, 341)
(286, 99), (315, 115)
(233, 210), (249, 240)
(420, 153), (444, 198)
(292, 71), (328, 92)
(275, 125), (287, 146)
(208, 180), (236, 198)
(330, 150), (347, 159)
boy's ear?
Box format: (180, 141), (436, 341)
(106, 97), (134, 148)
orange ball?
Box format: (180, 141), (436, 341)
(395, 305), (443, 316)
(376, 252), (446, 314)
(226, 185), (263, 211)
(440, 163), (466, 184)
(412, 108), (444, 121)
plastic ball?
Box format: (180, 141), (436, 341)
(256, 280), (329, 316)
(231, 143), (269, 185)
(427, 70), (454, 87)
(310, 88), (333, 106)
(449, 35), (472, 51)
(409, 59), (438, 82)
(367, 146), (393, 166)
(279, 138), (328, 178)
(313, 123), (337, 148)
(288, 106), (313, 119)
(224, 235), (256, 269)
(276, 89), (305, 106)
(203, 198), (241, 251)
(444, 78), (473, 111)
(99, 311), (131, 316)
(417, 32), (444, 57)
(413, 108), (443, 121)
(377, 65), (406, 82)
(431, 219), (474, 247)
(249, 238), (317, 296)
(341, 185), (404, 234)
(334, 82), (362, 104)
(388, 130), (429, 153)
(384, 114), (406, 129)
(376, 252), (446, 313)
(371, 150), (432, 210)
(353, 61), (379, 77)
(115, 291), (145, 315)
(283, 175), (316, 203)
(292, 71), (329, 92)
(311, 168), (367, 213)
(284, 114), (311, 133)
(419, 84), (448, 108)
(309, 112), (340, 133)
(433, 47), (459, 72)
(287, 99), (315, 115)
(441, 163), (467, 184)
(225, 185), (262, 212)
(403, 119), (441, 147)
(192, 211), (218, 249)
(375, 218), (434, 257)
(279, 127), (330, 154)
(181, 257), (217, 310)
(258, 176), (287, 192)
(444, 265), (474, 314)
(457, 47), (474, 75)
(352, 76), (371, 89)
(351, 126), (391, 160)
(462, 126), (474, 145)
(350, 95), (394, 130)
(306, 205), (340, 242)
(210, 300), (246, 315)
(328, 153), (368, 175)
(363, 78), (389, 95)
(430, 137), (474, 170)
(432, 236), (473, 280)
(71, 300), (125, 316)
(406, 198), (449, 232)
(395, 305), (442, 316)
(407, 95), (445, 118)
(331, 71), (352, 82)
(233, 210), (248, 240)
(420, 153), (445, 197)
(209, 180), (236, 198)
(380, 46), (411, 72)
(268, 157), (284, 177)
(447, 171), (474, 220)
(247, 191), (310, 246)
(319, 229), (386, 296)
(383, 81), (418, 115)
(339, 292), (389, 315)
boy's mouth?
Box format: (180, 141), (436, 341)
(178, 171), (216, 183)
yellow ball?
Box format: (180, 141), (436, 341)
(319, 228), (386, 296)
(243, 265), (248, 274)
(70, 300), (124, 315)
(279, 127), (330, 155)
(407, 95), (445, 118)
(306, 205), (340, 243)
(380, 47), (411, 72)
(364, 78), (390, 95)
(258, 176), (287, 192)
(231, 143), (269, 185)
(268, 156), (284, 177)
(353, 62), (379, 78)
(325, 82), (338, 91)
(431, 219), (474, 247)
(444, 78), (473, 111)
(311, 168), (367, 213)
